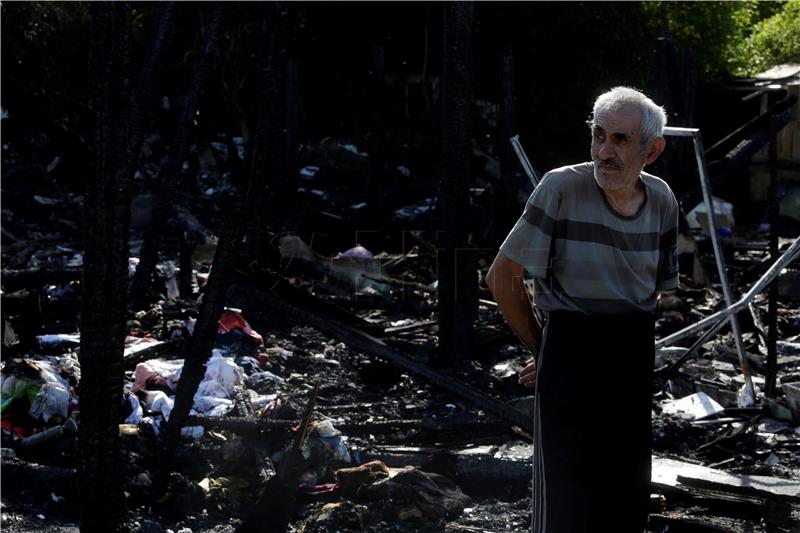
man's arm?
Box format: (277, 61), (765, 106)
(486, 253), (541, 387)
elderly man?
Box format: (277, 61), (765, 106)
(486, 87), (678, 532)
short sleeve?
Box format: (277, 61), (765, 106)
(498, 175), (560, 279)
(656, 191), (679, 291)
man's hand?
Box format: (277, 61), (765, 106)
(518, 357), (537, 388)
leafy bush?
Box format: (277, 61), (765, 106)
(733, 0), (800, 76)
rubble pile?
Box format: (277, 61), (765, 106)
(2, 133), (800, 532)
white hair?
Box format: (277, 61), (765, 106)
(591, 86), (667, 146)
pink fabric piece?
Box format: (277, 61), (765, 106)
(133, 363), (167, 391)
(132, 359), (183, 392)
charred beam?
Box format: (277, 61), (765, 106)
(127, 1), (176, 176)
(79, 3), (133, 530)
(165, 192), (246, 446)
(1, 267), (83, 291)
(680, 94), (797, 211)
(245, 1), (287, 266)
(186, 415), (515, 440)
(234, 265), (386, 336)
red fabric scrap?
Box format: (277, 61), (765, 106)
(1, 418), (27, 439)
(217, 310), (264, 346)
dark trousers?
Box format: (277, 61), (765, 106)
(531, 311), (655, 533)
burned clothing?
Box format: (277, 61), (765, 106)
(499, 162), (679, 314)
(532, 310), (654, 533)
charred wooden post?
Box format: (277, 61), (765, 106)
(765, 115), (780, 398)
(243, 3), (272, 264)
(149, 192), (247, 501)
(165, 193), (247, 446)
(130, 3), (223, 306)
(127, 1), (176, 173)
(237, 383), (318, 533)
(267, 4), (293, 241)
(80, 3), (132, 530)
(367, 44), (386, 220)
(434, 1), (478, 367)
(494, 44), (516, 247)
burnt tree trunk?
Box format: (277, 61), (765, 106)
(434, 1), (477, 367)
(130, 3), (223, 306)
(245, 1), (287, 266)
(79, 3), (132, 530)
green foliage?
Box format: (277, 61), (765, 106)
(733, 0), (800, 76)
(641, 1), (754, 80)
(641, 1), (799, 80)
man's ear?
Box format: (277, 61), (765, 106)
(644, 137), (666, 165)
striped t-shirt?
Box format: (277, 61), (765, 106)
(499, 162), (679, 314)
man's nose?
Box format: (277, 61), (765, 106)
(597, 139), (615, 160)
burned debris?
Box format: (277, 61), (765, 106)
(5, 125), (800, 532)
(3, 3), (800, 533)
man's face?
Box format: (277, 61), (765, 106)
(590, 105), (649, 192)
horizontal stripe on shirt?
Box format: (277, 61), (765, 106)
(523, 204), (665, 252)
